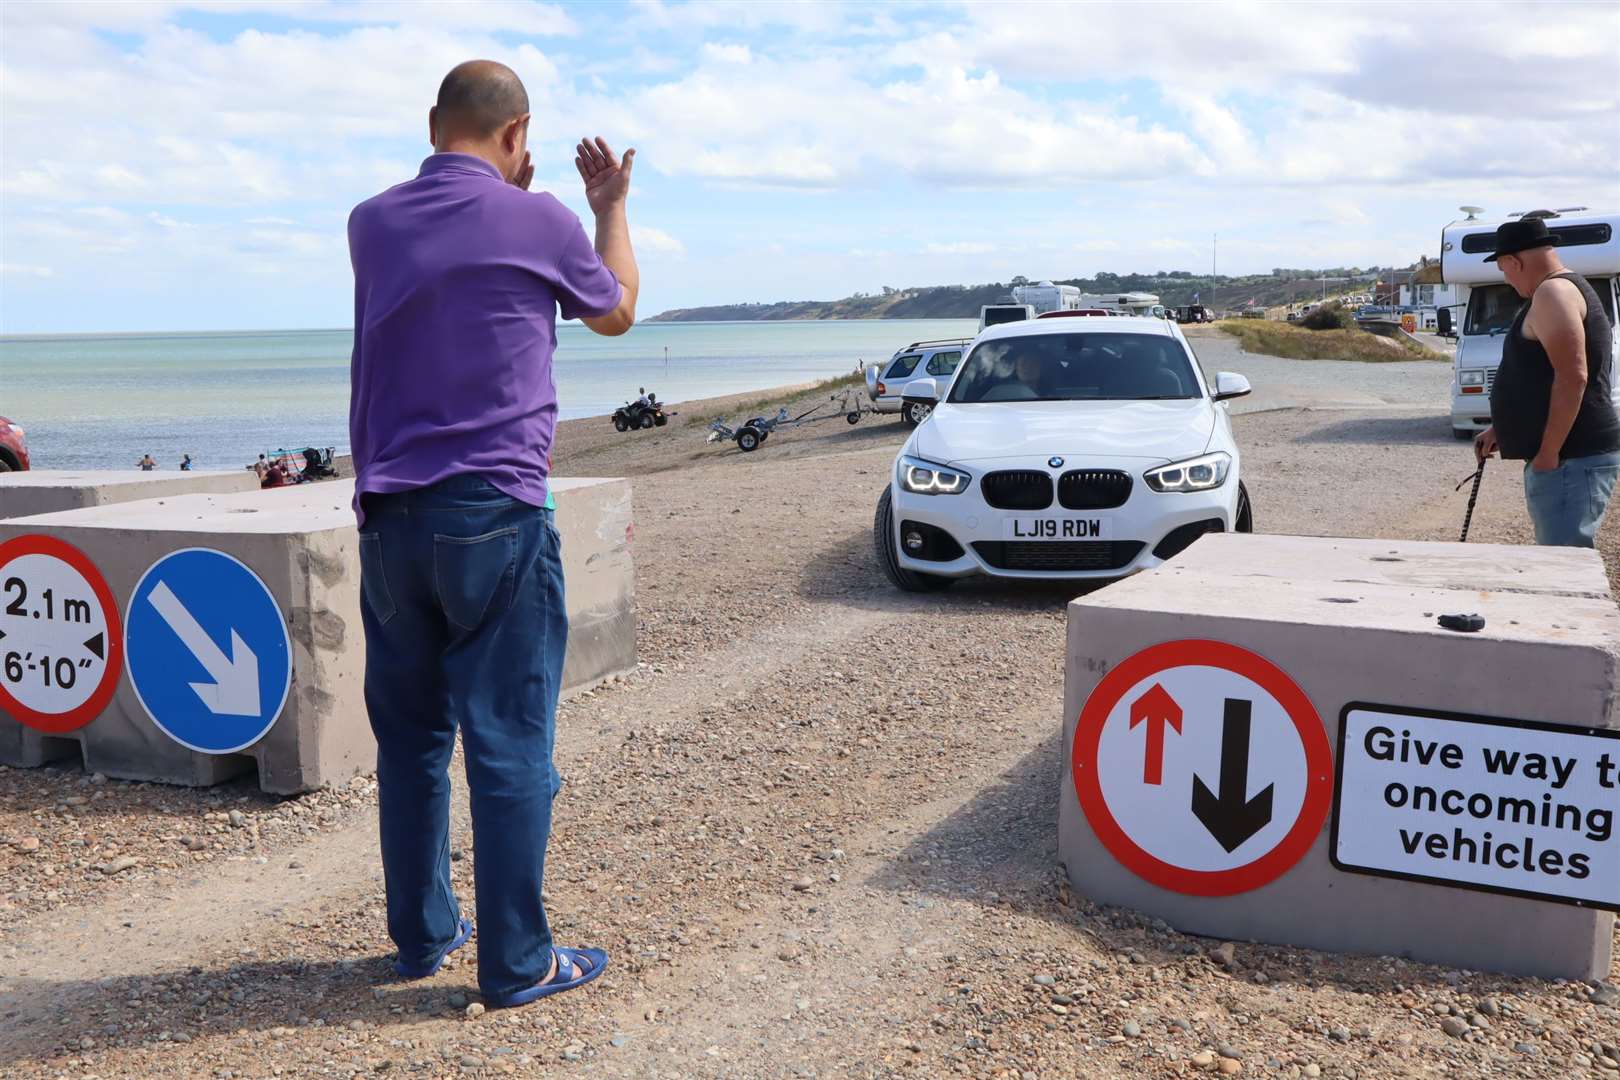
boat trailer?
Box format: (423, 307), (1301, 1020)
(707, 387), (876, 452)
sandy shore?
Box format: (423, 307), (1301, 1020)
(1, 329), (1616, 1079)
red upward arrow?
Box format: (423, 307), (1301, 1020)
(1129, 683), (1183, 786)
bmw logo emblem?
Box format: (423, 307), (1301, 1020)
(1048, 456), (1065, 469)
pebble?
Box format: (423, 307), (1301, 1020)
(1591, 984), (1620, 1007)
(1478, 996), (1500, 1016)
(1032, 974), (1055, 986)
(1513, 1042), (1537, 1055)
(459, 1055), (483, 1069)
(182, 837), (206, 851)
(1191, 1050), (1217, 1070)
(1171, 1018), (1192, 1033)
(101, 856), (139, 875)
(1328, 1025), (1350, 1042)
(448, 992), (468, 1008)
(1303, 1066), (1321, 1078)
(1210, 942), (1235, 967)
(1122, 1021), (1141, 1038)
(228, 810), (246, 828)
(791, 877), (813, 891)
(465, 1003), (485, 1019)
(610, 1034), (630, 1048)
(1217, 1043), (1240, 1061)
(13, 836), (41, 854)
(1440, 1017), (1470, 1038)
(1218, 1060), (1243, 1076)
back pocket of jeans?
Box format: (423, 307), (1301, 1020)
(433, 527), (519, 632)
(358, 532), (397, 625)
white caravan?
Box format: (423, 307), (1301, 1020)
(1440, 207), (1620, 439)
(1011, 281), (1082, 314)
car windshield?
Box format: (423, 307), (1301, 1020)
(946, 332), (1201, 403)
(1464, 284), (1522, 335)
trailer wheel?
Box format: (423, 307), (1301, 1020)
(737, 427), (761, 452)
(1235, 481), (1254, 533)
(847, 412), (860, 425)
(613, 416), (629, 432)
(874, 488), (953, 592)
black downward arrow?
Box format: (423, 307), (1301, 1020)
(1190, 698), (1274, 852)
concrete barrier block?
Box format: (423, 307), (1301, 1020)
(0, 477), (635, 793)
(0, 469), (261, 519)
(1060, 535), (1618, 981)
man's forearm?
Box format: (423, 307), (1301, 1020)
(594, 206), (639, 317)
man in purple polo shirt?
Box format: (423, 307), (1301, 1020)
(348, 59), (638, 1008)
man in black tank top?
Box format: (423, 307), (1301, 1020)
(1476, 217), (1620, 547)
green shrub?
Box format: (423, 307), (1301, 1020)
(1299, 303), (1350, 331)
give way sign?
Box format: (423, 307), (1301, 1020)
(1072, 639), (1333, 896)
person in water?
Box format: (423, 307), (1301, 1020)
(137, 453), (157, 471)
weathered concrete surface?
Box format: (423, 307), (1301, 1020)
(0, 469), (260, 519)
(0, 477), (634, 792)
(1173, 531), (1613, 599)
(1060, 535), (1619, 980)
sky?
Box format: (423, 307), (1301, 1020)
(1, 0), (1617, 334)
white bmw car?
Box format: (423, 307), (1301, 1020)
(875, 317), (1253, 590)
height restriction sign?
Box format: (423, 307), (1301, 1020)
(0, 534), (124, 734)
(1072, 639), (1333, 896)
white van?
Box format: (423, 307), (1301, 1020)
(1440, 208), (1620, 439)
(1011, 281), (1081, 314)
(979, 303), (1036, 332)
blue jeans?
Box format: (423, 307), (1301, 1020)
(1523, 451), (1620, 547)
(358, 475), (568, 1001)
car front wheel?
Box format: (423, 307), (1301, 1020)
(902, 400), (932, 427)
(1235, 481), (1254, 533)
(874, 488), (954, 592)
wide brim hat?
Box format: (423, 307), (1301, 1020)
(1482, 217), (1561, 262)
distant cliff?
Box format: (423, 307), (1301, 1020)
(647, 269), (1401, 322)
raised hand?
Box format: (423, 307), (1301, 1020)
(575, 136), (635, 216)
(510, 150), (534, 191)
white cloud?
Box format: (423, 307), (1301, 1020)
(632, 225), (686, 256)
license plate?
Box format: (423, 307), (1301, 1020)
(1004, 517), (1111, 540)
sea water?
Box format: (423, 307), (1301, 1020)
(0, 319), (976, 471)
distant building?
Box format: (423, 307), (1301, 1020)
(1398, 262), (1465, 330)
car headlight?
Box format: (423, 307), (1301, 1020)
(1459, 370), (1485, 387)
(899, 455), (970, 495)
(1144, 451), (1232, 493)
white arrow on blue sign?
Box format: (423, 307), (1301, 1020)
(125, 548), (292, 755)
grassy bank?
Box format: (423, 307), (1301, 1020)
(1217, 319), (1446, 363)
(683, 371), (865, 426)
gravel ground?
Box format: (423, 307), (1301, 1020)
(1, 341), (1616, 1080)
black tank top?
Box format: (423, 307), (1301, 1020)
(1490, 272), (1619, 460)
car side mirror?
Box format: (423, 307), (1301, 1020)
(1213, 372), (1252, 401)
(905, 377), (940, 402)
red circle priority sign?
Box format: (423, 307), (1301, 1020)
(1072, 639), (1332, 896)
(0, 535), (124, 734)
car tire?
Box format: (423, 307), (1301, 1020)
(737, 427), (761, 452)
(874, 488), (954, 593)
(1235, 481), (1254, 533)
(902, 401), (932, 428)
(613, 416), (629, 432)
(1452, 427), (1474, 441)
(639, 412), (656, 429)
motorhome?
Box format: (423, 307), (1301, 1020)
(1440, 207), (1619, 439)
(1011, 281), (1082, 314)
(1078, 291), (1162, 317)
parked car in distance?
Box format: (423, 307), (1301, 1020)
(865, 338), (971, 426)
(874, 317), (1253, 590)
(0, 416), (29, 472)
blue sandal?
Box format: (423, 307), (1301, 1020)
(394, 917), (473, 979)
(488, 946), (608, 1008)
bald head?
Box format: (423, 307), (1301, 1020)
(434, 60), (529, 139)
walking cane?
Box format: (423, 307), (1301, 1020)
(1456, 457), (1486, 542)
